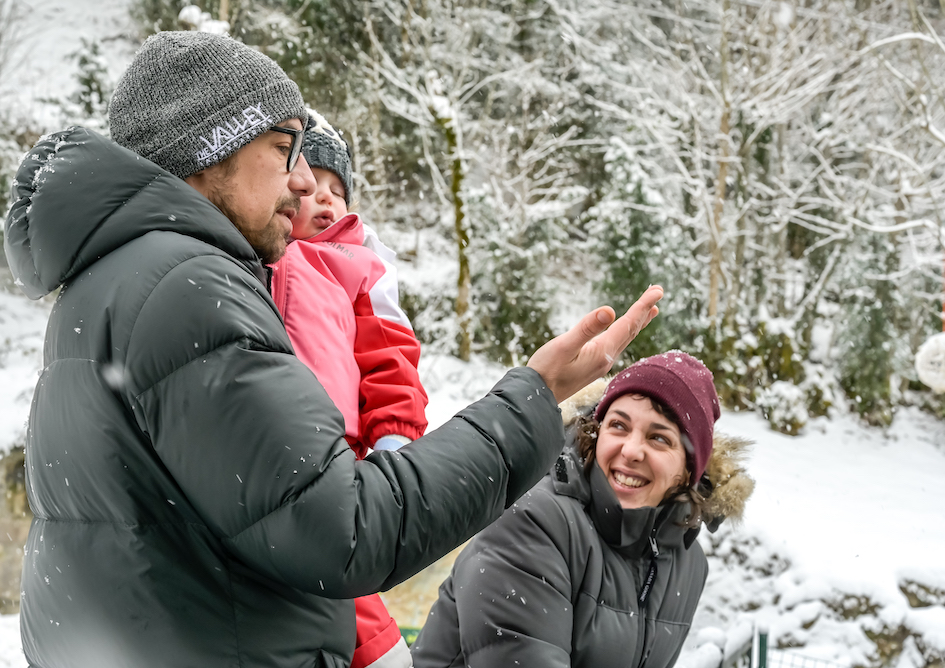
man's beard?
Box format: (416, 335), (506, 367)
(214, 194), (299, 266)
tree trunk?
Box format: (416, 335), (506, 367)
(439, 117), (472, 361)
(709, 0), (731, 324)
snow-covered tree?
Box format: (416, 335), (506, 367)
(118, 0), (945, 422)
(69, 39), (112, 126)
(588, 139), (703, 364)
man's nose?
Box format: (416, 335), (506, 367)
(290, 158), (316, 196)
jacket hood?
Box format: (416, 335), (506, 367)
(4, 126), (261, 299)
(559, 377), (754, 526)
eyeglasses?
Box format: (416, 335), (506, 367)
(270, 126), (304, 173)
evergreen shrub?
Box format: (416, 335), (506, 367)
(755, 381), (808, 435)
(466, 191), (556, 366)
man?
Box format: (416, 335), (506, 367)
(3, 31), (662, 667)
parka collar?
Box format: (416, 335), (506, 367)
(552, 445), (694, 559)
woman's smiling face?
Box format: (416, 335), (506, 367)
(595, 394), (688, 509)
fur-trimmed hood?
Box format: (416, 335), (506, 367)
(560, 378), (754, 525)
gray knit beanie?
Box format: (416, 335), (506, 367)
(108, 31), (307, 180)
(302, 109), (353, 205)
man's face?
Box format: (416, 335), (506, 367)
(188, 118), (316, 264)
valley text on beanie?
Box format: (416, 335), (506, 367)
(108, 31), (307, 180)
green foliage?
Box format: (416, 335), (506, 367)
(130, 0), (254, 39)
(71, 39), (111, 122)
(836, 233), (901, 426)
(466, 190), (556, 366)
(130, 0), (189, 37)
(702, 322), (805, 411)
(589, 143), (704, 365)
(399, 285), (457, 355)
(801, 363), (836, 419)
(0, 121), (42, 220)
(755, 381), (808, 435)
(251, 0), (367, 115)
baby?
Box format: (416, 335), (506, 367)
(270, 111), (428, 457)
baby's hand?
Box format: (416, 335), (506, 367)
(374, 435), (411, 452)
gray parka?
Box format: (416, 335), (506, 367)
(4, 127), (565, 668)
(410, 384), (754, 668)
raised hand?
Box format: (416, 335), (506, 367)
(526, 285), (664, 403)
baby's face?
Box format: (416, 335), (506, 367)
(290, 167), (349, 240)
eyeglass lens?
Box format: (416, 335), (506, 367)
(270, 126), (304, 172)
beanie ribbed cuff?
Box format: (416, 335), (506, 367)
(301, 111), (353, 205)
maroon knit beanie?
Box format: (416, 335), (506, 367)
(594, 351), (720, 484)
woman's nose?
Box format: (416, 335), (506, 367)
(620, 432), (646, 461)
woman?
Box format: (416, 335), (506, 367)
(410, 351), (754, 668)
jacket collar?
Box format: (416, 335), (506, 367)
(307, 213), (363, 245)
(553, 446), (694, 559)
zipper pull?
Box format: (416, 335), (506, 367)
(649, 533), (659, 558)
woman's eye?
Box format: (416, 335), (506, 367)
(650, 434), (670, 446)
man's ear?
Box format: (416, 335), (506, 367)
(186, 153), (237, 200)
(185, 168), (213, 199)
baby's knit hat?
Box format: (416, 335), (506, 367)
(108, 31), (307, 180)
(302, 110), (353, 205)
(594, 351), (721, 484)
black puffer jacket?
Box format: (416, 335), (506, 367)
(4, 127), (564, 668)
(410, 446), (706, 668)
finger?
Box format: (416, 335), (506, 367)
(564, 306), (616, 354)
(638, 305), (660, 335)
(615, 286), (663, 333)
(641, 305), (660, 330)
(599, 286), (663, 352)
(593, 305), (616, 329)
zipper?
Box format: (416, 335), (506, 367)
(635, 527), (661, 668)
(637, 527), (659, 609)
